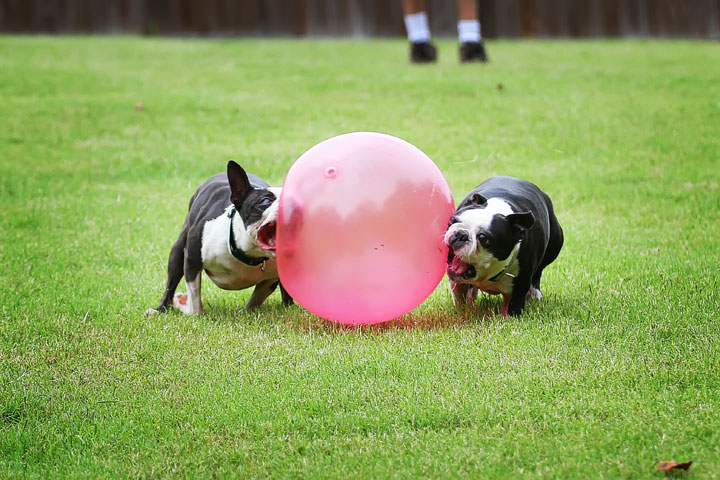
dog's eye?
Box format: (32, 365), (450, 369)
(448, 216), (458, 228)
(477, 233), (490, 246)
(259, 198), (273, 207)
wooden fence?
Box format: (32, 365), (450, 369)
(1, 0), (718, 38)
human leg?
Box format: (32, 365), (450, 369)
(401, 0), (436, 63)
(456, 0), (488, 62)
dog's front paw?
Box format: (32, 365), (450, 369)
(145, 308), (160, 316)
(465, 285), (478, 307)
(173, 292), (194, 314)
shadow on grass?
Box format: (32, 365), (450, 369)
(150, 289), (577, 334)
(284, 294), (511, 334)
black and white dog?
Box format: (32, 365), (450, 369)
(146, 161), (292, 315)
(445, 176), (563, 316)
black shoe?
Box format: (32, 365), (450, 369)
(410, 42), (437, 63)
(460, 41), (488, 63)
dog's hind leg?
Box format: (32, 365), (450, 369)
(147, 225), (187, 315)
(529, 221), (564, 301)
(245, 279), (278, 309)
(530, 198), (564, 300)
(527, 270), (544, 301)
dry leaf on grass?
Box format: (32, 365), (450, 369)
(657, 460), (692, 471)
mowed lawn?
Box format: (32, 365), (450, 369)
(1, 36), (719, 478)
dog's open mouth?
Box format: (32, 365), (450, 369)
(257, 222), (277, 251)
(446, 250), (476, 281)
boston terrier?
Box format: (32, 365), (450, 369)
(146, 161), (292, 315)
(445, 176), (563, 316)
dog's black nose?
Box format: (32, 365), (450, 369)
(449, 230), (469, 250)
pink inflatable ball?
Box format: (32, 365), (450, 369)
(277, 132), (454, 325)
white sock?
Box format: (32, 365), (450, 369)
(404, 12), (431, 43)
(458, 20), (481, 43)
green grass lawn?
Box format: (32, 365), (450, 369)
(1, 36), (719, 478)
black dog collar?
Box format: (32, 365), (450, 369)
(227, 206), (268, 269)
(488, 240), (521, 282)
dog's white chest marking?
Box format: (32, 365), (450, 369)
(200, 208), (277, 290)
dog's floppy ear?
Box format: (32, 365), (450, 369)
(468, 193), (487, 206)
(227, 161), (252, 205)
(506, 211), (535, 238)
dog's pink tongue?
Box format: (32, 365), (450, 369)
(450, 256), (470, 274)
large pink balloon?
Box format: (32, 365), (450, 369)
(277, 132), (454, 325)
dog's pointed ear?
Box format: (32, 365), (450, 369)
(469, 193), (487, 206)
(507, 211), (535, 238)
(227, 161), (252, 205)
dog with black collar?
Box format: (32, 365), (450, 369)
(146, 161), (292, 315)
(445, 176), (563, 316)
